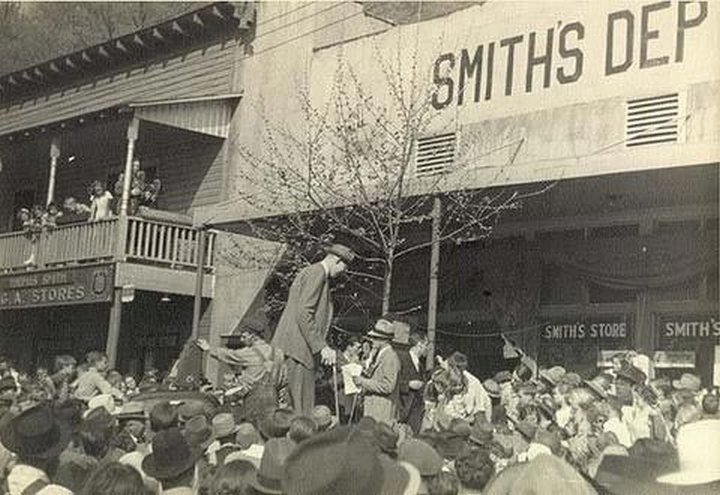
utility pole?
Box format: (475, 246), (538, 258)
(426, 196), (441, 371)
(191, 226), (208, 339)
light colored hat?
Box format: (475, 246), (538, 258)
(657, 419), (720, 485)
(84, 394), (115, 417)
(672, 373), (702, 392)
(366, 319), (395, 341)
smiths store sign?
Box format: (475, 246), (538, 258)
(542, 318), (630, 341)
(0, 265), (114, 309)
(430, 1), (711, 110)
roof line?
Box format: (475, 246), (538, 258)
(127, 92), (244, 107)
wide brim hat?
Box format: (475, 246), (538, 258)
(616, 364), (647, 385)
(672, 373), (702, 392)
(142, 428), (202, 481)
(324, 243), (357, 264)
(258, 408), (295, 440)
(656, 419), (720, 486)
(115, 401), (146, 421)
(251, 438), (293, 494)
(366, 319), (395, 341)
(311, 406), (338, 430)
(539, 366), (566, 387)
(183, 415), (214, 452)
(0, 404), (71, 460)
(482, 379), (501, 398)
(494, 371), (513, 384)
(468, 422), (494, 446)
(212, 413), (241, 439)
(584, 379), (608, 400)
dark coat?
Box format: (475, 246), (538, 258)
(271, 263), (332, 369)
(396, 347), (425, 433)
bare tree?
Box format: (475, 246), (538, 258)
(224, 49), (552, 320)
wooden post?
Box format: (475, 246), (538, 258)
(46, 138), (60, 206)
(191, 227), (207, 339)
(426, 196), (442, 371)
(106, 288), (123, 369)
(119, 118), (139, 217)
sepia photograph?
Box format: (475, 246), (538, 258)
(0, 0), (718, 493)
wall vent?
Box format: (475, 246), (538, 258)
(626, 93), (683, 147)
(415, 132), (456, 177)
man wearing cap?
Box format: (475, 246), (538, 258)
(353, 319), (401, 425)
(272, 243), (357, 416)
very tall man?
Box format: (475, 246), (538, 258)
(271, 244), (357, 416)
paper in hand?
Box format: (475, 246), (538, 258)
(342, 363), (363, 395)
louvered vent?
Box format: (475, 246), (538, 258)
(415, 132), (456, 177)
(626, 93), (682, 147)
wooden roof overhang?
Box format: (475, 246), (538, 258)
(0, 2), (246, 108)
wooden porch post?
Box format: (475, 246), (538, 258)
(191, 226), (207, 339)
(119, 118), (139, 217)
(426, 196), (442, 371)
(46, 138), (60, 206)
(106, 288), (123, 368)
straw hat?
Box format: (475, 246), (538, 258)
(657, 419), (720, 486)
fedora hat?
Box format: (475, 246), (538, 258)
(142, 427), (200, 481)
(539, 366), (566, 387)
(373, 421), (400, 457)
(493, 370), (513, 384)
(468, 421), (494, 446)
(115, 401), (146, 422)
(84, 394), (116, 417)
(0, 403), (70, 460)
(212, 412), (241, 439)
(283, 426), (384, 495)
(259, 407), (295, 440)
(366, 319), (395, 341)
(672, 373), (702, 392)
(583, 378), (608, 400)
(398, 438), (442, 477)
(183, 415), (214, 452)
(177, 401), (207, 423)
(311, 405), (337, 431)
(251, 438), (293, 494)
(616, 364), (647, 385)
(324, 243), (357, 264)
(657, 419), (720, 485)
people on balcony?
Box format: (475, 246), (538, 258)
(59, 197), (91, 225)
(89, 180), (114, 222)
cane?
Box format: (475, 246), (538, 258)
(332, 362), (341, 423)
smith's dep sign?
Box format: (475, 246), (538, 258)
(432, 1), (709, 109)
(0, 265), (114, 309)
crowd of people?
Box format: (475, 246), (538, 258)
(0, 318), (718, 494)
(15, 158), (161, 234)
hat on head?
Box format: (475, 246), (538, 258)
(516, 382), (538, 395)
(560, 372), (583, 387)
(494, 371), (513, 384)
(373, 421), (399, 457)
(483, 379), (500, 398)
(283, 426), (384, 495)
(81, 406), (116, 434)
(469, 421), (494, 446)
(583, 378), (608, 400)
(324, 244), (357, 264)
(485, 453), (597, 494)
(84, 394), (115, 417)
(0, 403), (70, 460)
(212, 412), (241, 439)
(672, 373), (702, 392)
(539, 366), (566, 387)
(115, 401), (146, 422)
(259, 407), (295, 440)
(311, 405), (337, 431)
(657, 419), (720, 486)
(177, 401), (207, 423)
(250, 438), (293, 494)
(235, 422), (260, 449)
(366, 319), (395, 341)
(381, 456), (422, 495)
(397, 439), (442, 477)
(183, 415), (214, 452)
(616, 364), (647, 386)
(142, 427), (200, 481)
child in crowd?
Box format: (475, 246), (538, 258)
(89, 180), (114, 221)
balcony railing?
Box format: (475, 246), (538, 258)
(0, 217), (215, 273)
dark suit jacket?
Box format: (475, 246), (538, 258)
(396, 347), (425, 432)
(271, 263), (332, 369)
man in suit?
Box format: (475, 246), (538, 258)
(271, 244), (356, 416)
(397, 330), (428, 433)
(354, 319), (401, 425)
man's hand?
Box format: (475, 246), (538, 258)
(195, 339), (210, 352)
(352, 375), (364, 388)
(320, 346), (337, 366)
(408, 380), (424, 391)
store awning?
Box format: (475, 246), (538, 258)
(129, 94), (242, 139)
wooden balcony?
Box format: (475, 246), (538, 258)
(0, 217), (215, 273)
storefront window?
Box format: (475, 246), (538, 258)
(539, 263), (584, 305)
